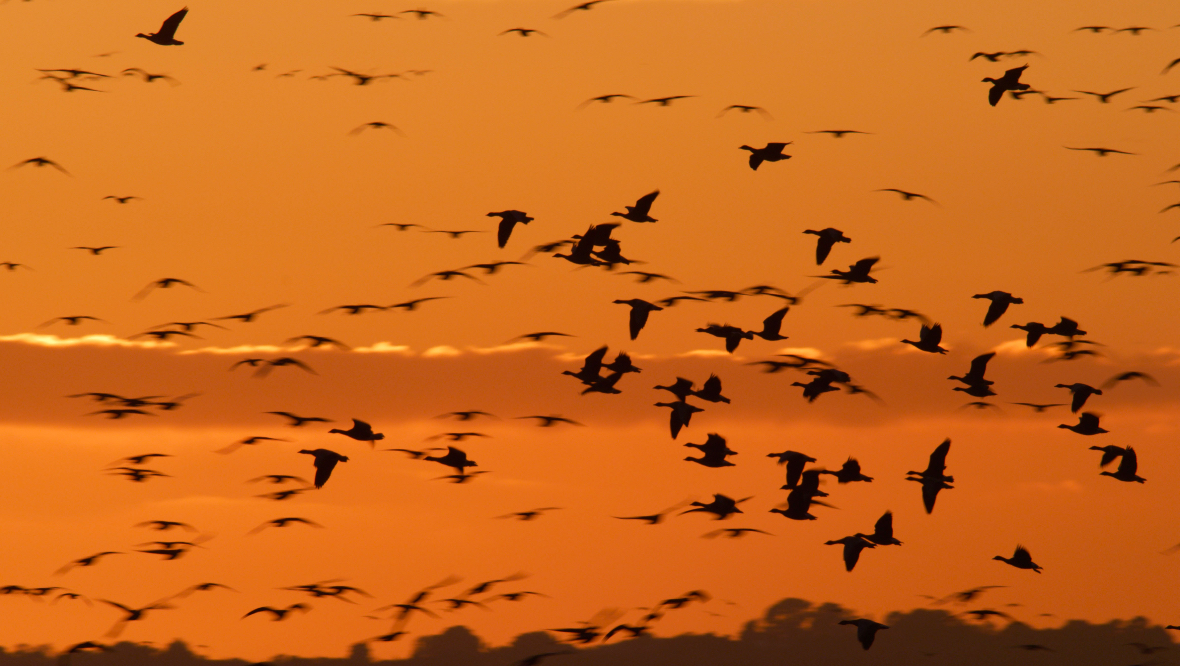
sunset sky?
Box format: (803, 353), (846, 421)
(1, 0), (1179, 660)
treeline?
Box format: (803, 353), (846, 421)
(4, 599), (1175, 666)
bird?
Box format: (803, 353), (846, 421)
(1055, 383), (1102, 412)
(1100, 447), (1145, 483)
(973, 291), (1023, 326)
(681, 494), (748, 520)
(994, 545), (1042, 572)
(55, 552), (123, 575)
(613, 299), (664, 340)
(856, 511), (902, 546)
(10, 157), (70, 175)
(216, 304), (289, 324)
(768, 450), (817, 489)
(907, 438), (953, 514)
(876, 188), (937, 204)
(248, 517), (324, 534)
(703, 527), (772, 538)
(718, 105), (772, 120)
(515, 415), (582, 427)
(611, 191), (660, 223)
(298, 449), (349, 488)
(807, 129), (870, 138)
(922, 25), (968, 35)
(500, 28), (548, 37)
(329, 419), (385, 444)
(122, 68), (178, 84)
(683, 433), (737, 468)
(243, 604), (310, 620)
(1073, 87), (1135, 103)
(840, 619), (889, 649)
(488, 210), (534, 248)
(825, 536), (877, 571)
(825, 457), (873, 484)
(137, 7), (188, 45)
(102, 196), (139, 204)
(738, 143), (790, 171)
(496, 508), (561, 521)
(71, 246), (120, 255)
(576, 94), (636, 108)
(803, 228), (851, 265)
(553, 0), (613, 19)
(423, 446), (477, 474)
(39, 315), (106, 327)
(983, 64), (1030, 106)
(132, 278), (201, 301)
(285, 335), (351, 350)
(948, 352), (995, 390)
(267, 411), (332, 427)
(1101, 371), (1159, 389)
(1065, 146), (1136, 157)
(901, 323), (948, 354)
(637, 95), (695, 106)
(815, 257), (879, 284)
(692, 374), (730, 404)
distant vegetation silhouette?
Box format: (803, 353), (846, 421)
(9, 598), (1176, 666)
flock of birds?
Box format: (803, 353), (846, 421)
(3, 1), (1180, 663)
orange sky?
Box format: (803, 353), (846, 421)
(1, 0), (1179, 660)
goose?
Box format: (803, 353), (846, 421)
(298, 449), (349, 488)
(1099, 446), (1145, 483)
(692, 374), (730, 404)
(901, 323), (948, 354)
(994, 545), (1042, 572)
(611, 191), (659, 223)
(136, 7), (188, 45)
(972, 291), (1023, 326)
(1055, 383), (1102, 412)
(856, 510), (902, 546)
(613, 299), (663, 340)
(329, 419), (385, 444)
(738, 143), (790, 171)
(683, 433), (737, 468)
(802, 228), (851, 265)
(826, 536), (876, 571)
(983, 64), (1029, 106)
(840, 619), (889, 649)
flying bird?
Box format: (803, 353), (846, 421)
(137, 7), (188, 45)
(994, 545), (1042, 572)
(298, 449), (349, 488)
(611, 191), (660, 223)
(803, 228), (851, 265)
(983, 64), (1030, 106)
(739, 143), (790, 171)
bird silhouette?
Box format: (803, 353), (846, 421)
(983, 64), (1030, 106)
(973, 291), (1023, 326)
(11, 157), (70, 175)
(1073, 87), (1135, 103)
(488, 210), (534, 248)
(876, 188), (937, 204)
(901, 323), (948, 354)
(815, 257), (879, 284)
(994, 545), (1042, 572)
(298, 449), (349, 488)
(1099, 447), (1145, 483)
(907, 438), (953, 514)
(329, 419), (385, 444)
(840, 619), (889, 649)
(825, 536), (877, 571)
(613, 299), (663, 340)
(684, 433), (737, 468)
(803, 228), (851, 265)
(739, 143), (790, 170)
(137, 7), (188, 45)
(611, 191), (660, 223)
(856, 511), (902, 546)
